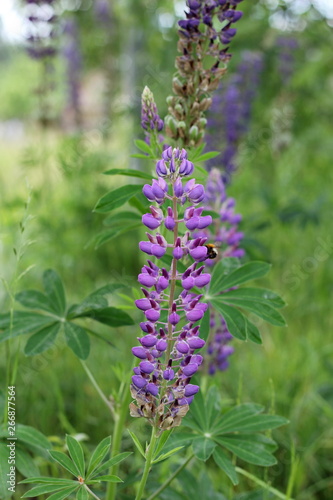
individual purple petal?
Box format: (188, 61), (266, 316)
(132, 346), (147, 359)
(146, 383), (159, 396)
(187, 337), (206, 349)
(145, 308), (160, 322)
(185, 384), (199, 397)
(132, 375), (147, 388)
(139, 334), (157, 347)
(182, 363), (199, 376)
(139, 361), (155, 374)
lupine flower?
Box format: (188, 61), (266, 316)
(130, 147), (212, 431)
(94, 0), (112, 26)
(206, 51), (263, 182)
(24, 0), (58, 61)
(194, 168), (244, 374)
(141, 86), (164, 135)
(276, 36), (298, 85)
(207, 312), (234, 375)
(165, 0), (244, 147)
(63, 19), (82, 129)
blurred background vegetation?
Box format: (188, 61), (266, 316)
(0, 0), (333, 499)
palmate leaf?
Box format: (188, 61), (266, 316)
(76, 487), (89, 500)
(134, 139), (154, 156)
(49, 450), (79, 477)
(43, 269), (66, 316)
(66, 435), (85, 477)
(103, 168), (153, 180)
(192, 437), (216, 461)
(214, 435), (277, 467)
(91, 452), (132, 477)
(103, 210), (141, 227)
(72, 307), (134, 328)
(213, 448), (239, 486)
(15, 290), (54, 313)
(94, 185), (143, 213)
(210, 300), (247, 341)
(87, 436), (111, 478)
(20, 477), (75, 485)
(21, 482), (77, 497)
(0, 312), (56, 343)
(24, 322), (61, 356)
(221, 287), (286, 309)
(15, 424), (51, 455)
(92, 223), (141, 249)
(16, 446), (40, 478)
(46, 485), (79, 500)
(64, 322), (90, 360)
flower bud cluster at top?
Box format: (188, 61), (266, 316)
(165, 0), (244, 148)
(206, 51), (263, 183)
(130, 147), (213, 431)
(141, 86), (164, 134)
(24, 0), (59, 60)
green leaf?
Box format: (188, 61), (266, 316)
(245, 317), (262, 345)
(184, 388), (206, 431)
(24, 322), (61, 356)
(0, 312), (56, 343)
(15, 447), (40, 477)
(192, 437), (216, 461)
(47, 485), (79, 500)
(221, 288), (285, 309)
(66, 435), (85, 477)
(89, 474), (122, 483)
(92, 452), (132, 477)
(87, 436), (111, 478)
(49, 450), (79, 477)
(213, 447), (239, 485)
(210, 300), (247, 341)
(215, 262), (272, 293)
(153, 429), (173, 460)
(195, 151), (220, 162)
(152, 446), (184, 464)
(209, 258), (241, 296)
(43, 269), (66, 316)
(92, 224), (141, 249)
(0, 443), (12, 499)
(199, 308), (210, 342)
(134, 139), (153, 155)
(15, 290), (54, 312)
(103, 211), (141, 227)
(19, 477), (74, 485)
(16, 424), (51, 454)
(212, 404), (264, 435)
(131, 153), (151, 159)
(64, 322), (90, 360)
(127, 429), (145, 457)
(73, 307), (134, 327)
(103, 168), (153, 180)
(215, 435), (277, 466)
(76, 487), (89, 500)
(21, 483), (74, 497)
(205, 386), (221, 429)
(94, 185), (143, 214)
(216, 409), (288, 434)
(128, 192), (150, 214)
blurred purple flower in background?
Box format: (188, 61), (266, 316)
(276, 36), (298, 85)
(63, 18), (82, 129)
(206, 51), (263, 183)
(24, 0), (58, 60)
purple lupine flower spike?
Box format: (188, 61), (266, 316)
(130, 147), (212, 431)
(206, 51), (263, 182)
(165, 0), (245, 147)
(141, 86), (164, 134)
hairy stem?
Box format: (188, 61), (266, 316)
(146, 453), (194, 500)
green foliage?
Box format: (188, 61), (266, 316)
(20, 435), (131, 498)
(207, 258), (286, 343)
(0, 270), (134, 360)
(170, 386), (288, 486)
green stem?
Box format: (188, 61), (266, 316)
(135, 426), (158, 500)
(235, 467), (296, 500)
(106, 380), (131, 500)
(80, 361), (115, 419)
(146, 453), (194, 500)
(84, 484), (101, 500)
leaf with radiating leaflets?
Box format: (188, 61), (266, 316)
(192, 436), (216, 461)
(64, 322), (90, 360)
(91, 452), (132, 477)
(92, 224), (141, 249)
(66, 435), (85, 477)
(134, 139), (154, 156)
(87, 436), (111, 478)
(215, 435), (277, 466)
(103, 210), (141, 227)
(216, 261), (271, 291)
(94, 185), (143, 213)
(15, 290), (54, 313)
(213, 447), (239, 485)
(73, 307), (134, 327)
(43, 269), (66, 316)
(210, 300), (247, 341)
(15, 446), (40, 477)
(221, 287), (285, 309)
(208, 258), (241, 296)
(16, 425), (51, 455)
(21, 482), (76, 497)
(0, 312), (56, 343)
(103, 168), (153, 180)
(47, 486), (79, 500)
(49, 450), (79, 477)
(76, 487), (89, 500)
(24, 322), (61, 356)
